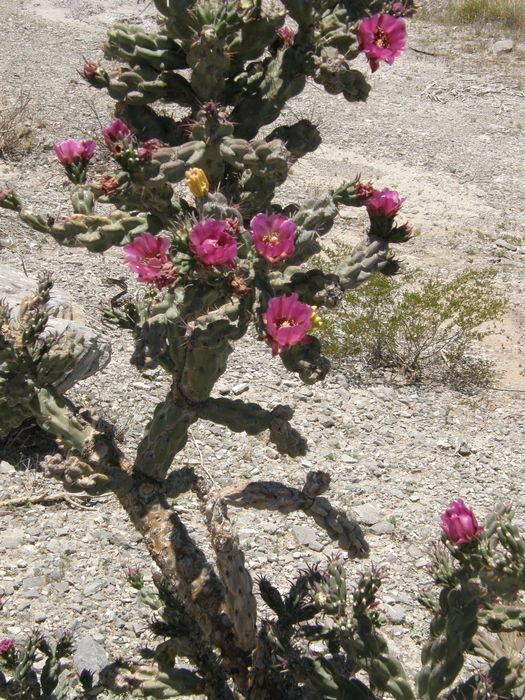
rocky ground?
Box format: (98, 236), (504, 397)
(0, 0), (524, 695)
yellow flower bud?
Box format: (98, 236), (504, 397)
(185, 168), (209, 198)
(310, 306), (323, 332)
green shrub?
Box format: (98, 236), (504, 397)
(448, 0), (525, 31)
(317, 243), (507, 386)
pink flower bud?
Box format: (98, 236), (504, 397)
(263, 293), (314, 356)
(101, 119), (132, 147)
(0, 639), (14, 655)
(441, 499), (483, 546)
(124, 232), (177, 290)
(137, 138), (164, 162)
(82, 62), (98, 80)
(189, 219), (238, 269)
(0, 188), (11, 203)
(366, 188), (406, 218)
(53, 139), (96, 166)
(357, 14), (407, 73)
(250, 213), (297, 263)
(277, 27), (296, 46)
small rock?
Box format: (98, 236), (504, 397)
(494, 238), (517, 251)
(0, 460), (15, 474)
(73, 636), (109, 684)
(321, 418), (335, 428)
(232, 382), (249, 395)
(492, 39), (514, 53)
(354, 503), (382, 526)
(456, 441), (472, 456)
(292, 525), (324, 552)
(386, 603), (407, 624)
(22, 576), (45, 590)
(3, 530), (25, 549)
(371, 520), (395, 535)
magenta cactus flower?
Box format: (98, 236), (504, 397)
(123, 232), (177, 290)
(189, 219), (238, 269)
(366, 188), (406, 218)
(101, 118), (132, 147)
(357, 14), (407, 73)
(0, 639), (14, 655)
(441, 499), (484, 546)
(53, 139), (96, 166)
(263, 293), (314, 356)
(250, 213), (297, 263)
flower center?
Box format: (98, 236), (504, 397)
(145, 255), (163, 269)
(374, 27), (390, 48)
(263, 232), (281, 247)
(277, 317), (295, 328)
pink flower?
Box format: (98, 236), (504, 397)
(250, 213), (297, 263)
(102, 119), (132, 147)
(0, 639), (14, 655)
(53, 139), (96, 166)
(263, 293), (313, 356)
(358, 14), (407, 73)
(366, 188), (406, 218)
(189, 219), (238, 269)
(137, 138), (164, 162)
(0, 188), (11, 203)
(441, 499), (483, 546)
(123, 232), (177, 290)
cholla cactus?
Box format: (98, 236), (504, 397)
(12, 1), (524, 698)
(0, 631), (74, 699)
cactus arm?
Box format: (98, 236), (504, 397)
(104, 24), (188, 71)
(201, 482), (258, 653)
(49, 210), (156, 251)
(335, 236), (390, 290)
(100, 661), (206, 697)
(196, 398), (307, 457)
(416, 582), (481, 700)
(71, 185), (95, 215)
(267, 267), (344, 308)
(117, 482), (249, 692)
(279, 335), (330, 385)
(477, 605), (525, 633)
(134, 389), (197, 480)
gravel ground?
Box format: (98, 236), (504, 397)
(0, 0), (524, 695)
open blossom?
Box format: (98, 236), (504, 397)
(263, 293), (314, 356)
(357, 14), (407, 73)
(189, 219), (238, 268)
(250, 213), (297, 263)
(102, 119), (132, 147)
(441, 499), (484, 546)
(53, 139), (96, 166)
(366, 188), (405, 218)
(123, 232), (177, 290)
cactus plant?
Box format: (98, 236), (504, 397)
(4, 1), (521, 699)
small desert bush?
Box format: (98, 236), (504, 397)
(447, 0), (525, 31)
(317, 243), (507, 387)
(0, 92), (33, 158)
